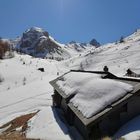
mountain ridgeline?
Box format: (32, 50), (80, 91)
(14, 27), (100, 60)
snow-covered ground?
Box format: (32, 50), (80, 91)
(27, 107), (71, 140)
(0, 29), (140, 139)
(0, 54), (70, 139)
(63, 30), (140, 77)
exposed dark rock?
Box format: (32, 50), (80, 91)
(37, 68), (45, 72)
(18, 27), (62, 57)
(89, 39), (100, 47)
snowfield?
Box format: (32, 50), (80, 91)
(0, 54), (70, 139)
(0, 29), (140, 139)
(64, 30), (140, 77)
(27, 107), (71, 140)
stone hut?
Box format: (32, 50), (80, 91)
(50, 70), (140, 140)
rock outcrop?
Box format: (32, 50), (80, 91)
(89, 38), (100, 47)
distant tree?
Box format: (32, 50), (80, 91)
(0, 48), (3, 59)
(119, 36), (125, 43)
(0, 39), (11, 59)
(0, 40), (10, 59)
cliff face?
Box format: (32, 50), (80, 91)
(18, 27), (63, 58)
(16, 27), (99, 60)
(89, 38), (100, 47)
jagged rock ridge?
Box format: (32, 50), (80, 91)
(14, 27), (100, 60)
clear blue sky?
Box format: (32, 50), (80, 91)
(0, 0), (140, 44)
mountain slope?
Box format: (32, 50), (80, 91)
(16, 27), (97, 60)
(64, 29), (140, 77)
(0, 53), (71, 140)
(0, 28), (140, 140)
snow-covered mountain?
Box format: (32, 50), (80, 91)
(64, 29), (140, 77)
(0, 29), (140, 139)
(9, 37), (21, 48)
(16, 27), (97, 60)
(63, 41), (96, 56)
(89, 38), (100, 47)
(16, 27), (66, 60)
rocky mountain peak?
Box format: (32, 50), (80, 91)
(18, 27), (64, 58)
(89, 38), (100, 47)
(15, 27), (100, 60)
(20, 27), (49, 48)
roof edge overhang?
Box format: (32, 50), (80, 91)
(68, 92), (133, 127)
(68, 85), (140, 128)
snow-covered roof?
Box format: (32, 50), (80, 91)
(50, 70), (140, 123)
(56, 72), (133, 118)
(130, 68), (140, 74)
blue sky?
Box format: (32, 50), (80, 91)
(0, 0), (140, 44)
